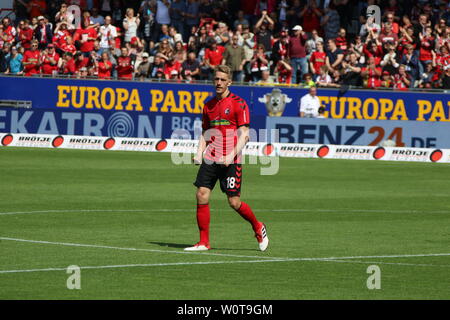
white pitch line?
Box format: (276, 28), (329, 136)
(321, 259), (450, 268)
(1, 208), (450, 216)
(0, 236), (277, 260)
(1, 257), (450, 275)
(2, 236), (450, 265)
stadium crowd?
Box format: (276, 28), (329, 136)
(0, 0), (449, 90)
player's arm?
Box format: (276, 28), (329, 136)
(193, 133), (207, 165)
(193, 105), (210, 165)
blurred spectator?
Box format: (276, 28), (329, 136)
(321, 2), (340, 40)
(170, 0), (187, 42)
(223, 35), (246, 82)
(28, 0), (47, 19)
(325, 38), (344, 74)
(0, 43), (11, 73)
(380, 42), (400, 75)
(22, 40), (41, 76)
(59, 52), (76, 75)
(35, 16), (53, 49)
(97, 51), (113, 79)
(155, 0), (172, 41)
(288, 25), (308, 84)
(316, 65), (334, 87)
(40, 44), (60, 75)
(254, 10), (274, 56)
(380, 70), (393, 88)
(74, 51), (90, 74)
(164, 56), (182, 80)
(393, 64), (411, 90)
(181, 51), (200, 80)
(116, 46), (134, 79)
(150, 54), (165, 78)
(139, 0), (157, 51)
(2, 18), (16, 45)
(135, 52), (151, 79)
(203, 39), (225, 79)
(299, 86), (321, 118)
(300, 0), (323, 34)
(99, 16), (117, 54)
(123, 8), (140, 43)
(173, 41), (187, 63)
(361, 56), (382, 89)
(271, 30), (289, 68)
(73, 19), (98, 57)
(91, 8), (105, 25)
(250, 43), (269, 82)
(276, 57), (292, 84)
(309, 41), (326, 80)
(341, 53), (363, 87)
(184, 0), (200, 42)
(257, 69), (275, 84)
(18, 20), (34, 50)
(5, 46), (23, 75)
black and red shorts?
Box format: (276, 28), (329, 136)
(194, 162), (242, 197)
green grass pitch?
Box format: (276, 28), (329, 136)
(0, 147), (449, 299)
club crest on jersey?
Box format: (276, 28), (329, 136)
(225, 108), (230, 115)
(258, 88), (292, 117)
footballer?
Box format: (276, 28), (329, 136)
(185, 65), (269, 252)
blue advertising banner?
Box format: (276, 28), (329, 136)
(265, 117), (450, 148)
(0, 76), (449, 121)
(250, 85), (450, 121)
(0, 76), (449, 144)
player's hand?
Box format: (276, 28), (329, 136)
(192, 156), (202, 165)
(222, 154), (235, 167)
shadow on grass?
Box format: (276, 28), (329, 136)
(148, 241), (258, 252)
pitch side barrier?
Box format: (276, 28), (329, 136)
(0, 76), (449, 148)
(1, 133), (449, 164)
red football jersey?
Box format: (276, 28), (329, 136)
(202, 92), (250, 163)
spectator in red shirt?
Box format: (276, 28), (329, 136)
(40, 44), (60, 75)
(384, 12), (399, 34)
(116, 47), (134, 80)
(379, 23), (398, 47)
(335, 28), (348, 52)
(164, 57), (182, 80)
(53, 22), (71, 50)
(203, 40), (225, 80)
(363, 40), (384, 66)
(419, 26), (435, 67)
(299, 0), (323, 34)
(28, 0), (47, 19)
(22, 40), (41, 76)
(2, 18), (16, 45)
(74, 51), (91, 73)
(392, 65), (410, 90)
(250, 43), (269, 82)
(361, 56), (382, 89)
(97, 52), (113, 79)
(60, 36), (77, 55)
(309, 41), (326, 79)
(74, 20), (99, 57)
(277, 58), (292, 84)
(398, 26), (416, 57)
(59, 52), (76, 75)
(18, 20), (34, 50)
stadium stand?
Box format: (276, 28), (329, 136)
(0, 0), (449, 90)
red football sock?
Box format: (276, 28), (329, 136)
(236, 202), (259, 231)
(196, 204), (210, 244)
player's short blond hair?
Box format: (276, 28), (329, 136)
(214, 65), (232, 80)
